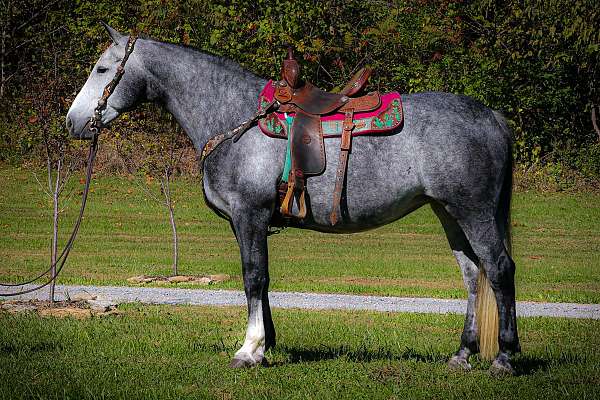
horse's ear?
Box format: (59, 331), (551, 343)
(100, 21), (125, 44)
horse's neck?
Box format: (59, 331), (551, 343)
(140, 40), (267, 149)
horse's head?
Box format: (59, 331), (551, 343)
(66, 23), (145, 139)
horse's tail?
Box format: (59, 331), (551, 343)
(476, 111), (513, 360)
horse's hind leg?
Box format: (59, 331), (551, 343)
(229, 207), (275, 368)
(457, 214), (520, 375)
(431, 203), (480, 371)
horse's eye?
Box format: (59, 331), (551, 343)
(96, 66), (109, 73)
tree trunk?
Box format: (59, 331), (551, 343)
(50, 187), (58, 302)
(162, 169), (178, 276)
(49, 156), (61, 302)
(168, 200), (178, 276)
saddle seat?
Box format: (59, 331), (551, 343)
(259, 49), (404, 225)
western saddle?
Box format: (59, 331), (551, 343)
(273, 49), (383, 225)
(199, 49), (402, 226)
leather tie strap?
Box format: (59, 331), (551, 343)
(330, 110), (354, 225)
(200, 100), (279, 177)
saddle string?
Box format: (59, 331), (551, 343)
(0, 34), (138, 296)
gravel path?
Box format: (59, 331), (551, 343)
(2, 284), (600, 319)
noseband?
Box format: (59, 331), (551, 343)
(0, 34), (138, 297)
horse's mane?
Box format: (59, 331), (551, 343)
(139, 35), (264, 80)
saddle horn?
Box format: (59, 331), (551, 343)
(281, 46), (301, 89)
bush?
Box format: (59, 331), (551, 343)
(1, 0), (598, 181)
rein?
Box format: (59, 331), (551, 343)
(0, 34), (138, 297)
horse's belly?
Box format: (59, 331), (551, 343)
(298, 136), (425, 233)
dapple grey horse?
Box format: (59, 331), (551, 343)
(66, 25), (519, 375)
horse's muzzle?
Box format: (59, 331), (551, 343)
(66, 117), (96, 140)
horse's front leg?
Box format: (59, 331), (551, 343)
(229, 207), (275, 368)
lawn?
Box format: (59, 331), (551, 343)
(1, 165), (599, 303)
(1, 304), (599, 399)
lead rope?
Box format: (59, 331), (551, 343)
(0, 34), (138, 297)
(0, 136), (98, 296)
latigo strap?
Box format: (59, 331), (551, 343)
(330, 110), (355, 225)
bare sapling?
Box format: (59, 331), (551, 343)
(117, 109), (190, 276)
(33, 134), (81, 302)
(158, 128), (181, 276)
(26, 39), (83, 302)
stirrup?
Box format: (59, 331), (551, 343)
(279, 177), (307, 219)
(280, 181), (295, 217)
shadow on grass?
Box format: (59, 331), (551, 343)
(271, 344), (447, 366)
(195, 338), (593, 376)
(272, 346), (591, 377)
(0, 341), (63, 355)
(511, 355), (550, 376)
(511, 351), (596, 376)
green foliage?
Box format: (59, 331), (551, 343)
(1, 0), (598, 178)
(115, 105), (192, 178)
(454, 0), (600, 163)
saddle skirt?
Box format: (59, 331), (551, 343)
(258, 80), (404, 139)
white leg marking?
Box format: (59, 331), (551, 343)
(235, 299), (265, 363)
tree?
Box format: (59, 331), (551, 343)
(0, 0), (64, 98)
(116, 108), (192, 276)
(26, 66), (84, 301)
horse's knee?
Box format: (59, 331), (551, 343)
(243, 269), (268, 293)
(499, 253), (515, 277)
(499, 254), (516, 292)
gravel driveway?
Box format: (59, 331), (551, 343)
(2, 284), (599, 319)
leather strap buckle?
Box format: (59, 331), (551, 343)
(341, 111), (354, 151)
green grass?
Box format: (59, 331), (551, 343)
(1, 304), (599, 399)
(1, 165), (599, 303)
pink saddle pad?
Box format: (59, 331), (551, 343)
(257, 80), (403, 139)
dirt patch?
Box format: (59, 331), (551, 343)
(38, 307), (94, 319)
(126, 274), (230, 285)
(1, 297), (119, 319)
(371, 364), (409, 383)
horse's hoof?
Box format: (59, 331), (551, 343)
(229, 355), (256, 368)
(448, 355), (472, 372)
(489, 359), (516, 377)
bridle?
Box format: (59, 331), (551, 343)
(89, 34), (138, 136)
(0, 33), (138, 297)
